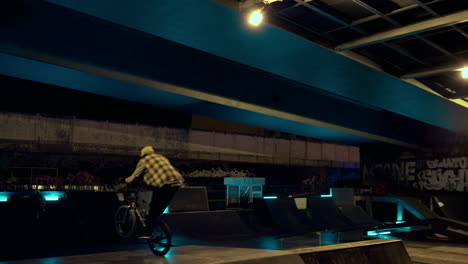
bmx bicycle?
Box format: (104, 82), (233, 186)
(114, 180), (172, 256)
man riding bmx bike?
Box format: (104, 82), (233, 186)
(125, 146), (185, 238)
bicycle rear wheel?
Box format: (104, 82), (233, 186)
(115, 205), (137, 238)
(147, 220), (172, 256)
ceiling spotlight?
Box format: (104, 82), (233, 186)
(462, 67), (468, 79)
(249, 9), (263, 26)
(247, 0), (282, 27)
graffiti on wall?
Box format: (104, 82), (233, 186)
(414, 157), (468, 192)
(363, 161), (416, 182)
(181, 168), (255, 178)
(363, 156), (468, 192)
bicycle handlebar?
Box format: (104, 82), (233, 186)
(113, 177), (147, 193)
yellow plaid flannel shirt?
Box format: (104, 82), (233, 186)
(131, 153), (184, 187)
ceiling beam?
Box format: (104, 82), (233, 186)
(335, 10), (468, 51)
(320, 0), (444, 35)
(409, 0), (468, 39)
(401, 64), (466, 79)
(351, 0), (443, 27)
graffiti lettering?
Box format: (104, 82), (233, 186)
(181, 168), (254, 178)
(426, 157), (468, 169)
(414, 169), (467, 192)
(362, 161), (415, 182)
(363, 156), (468, 192)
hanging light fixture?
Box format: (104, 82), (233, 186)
(249, 9), (264, 26)
(461, 67), (468, 79)
(247, 0), (282, 27)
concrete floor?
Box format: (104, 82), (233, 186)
(1, 236), (466, 264)
(0, 237), (468, 264)
(404, 241), (468, 264)
(0, 240), (396, 264)
(3, 245), (291, 264)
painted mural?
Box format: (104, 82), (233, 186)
(363, 156), (468, 192)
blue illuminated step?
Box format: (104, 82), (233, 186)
(367, 225), (429, 237)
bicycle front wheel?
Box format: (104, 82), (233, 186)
(147, 220), (172, 256)
(115, 205), (137, 238)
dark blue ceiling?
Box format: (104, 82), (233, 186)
(0, 0), (465, 148)
(44, 0), (468, 132)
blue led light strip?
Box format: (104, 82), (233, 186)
(0, 192), (9, 202)
(42, 191), (65, 201)
(320, 188), (333, 197)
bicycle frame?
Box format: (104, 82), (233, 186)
(133, 203), (146, 228)
(115, 181), (172, 256)
(119, 185), (150, 228)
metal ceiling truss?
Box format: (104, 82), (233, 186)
(349, 0), (461, 72)
(399, 0), (468, 85)
(344, 0), (467, 97)
(349, 0), (443, 27)
(275, 0), (444, 35)
(337, 0), (465, 58)
(410, 0), (468, 39)
(278, 0), (467, 98)
(287, 0), (435, 69)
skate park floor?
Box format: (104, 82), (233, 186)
(1, 233), (467, 264)
(2, 195), (467, 263)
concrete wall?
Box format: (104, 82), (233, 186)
(0, 112), (359, 167)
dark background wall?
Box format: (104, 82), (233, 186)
(0, 151), (359, 195)
(0, 75), (360, 195)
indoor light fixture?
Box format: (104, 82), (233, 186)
(247, 0), (282, 27)
(249, 9), (263, 26)
(461, 67), (468, 79)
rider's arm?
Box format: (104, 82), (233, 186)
(125, 159), (145, 183)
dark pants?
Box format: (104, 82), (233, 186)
(145, 184), (179, 234)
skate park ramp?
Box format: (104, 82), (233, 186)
(160, 209), (260, 240)
(398, 196), (439, 220)
(294, 239), (411, 264)
(169, 186), (210, 212)
(374, 195), (466, 227)
(2, 239), (412, 264)
(222, 239), (411, 264)
(433, 194), (468, 222)
(369, 195), (437, 221)
(255, 197), (368, 242)
(431, 217), (468, 241)
(254, 198), (323, 234)
(339, 206), (381, 227)
(370, 195), (468, 240)
(306, 196), (356, 231)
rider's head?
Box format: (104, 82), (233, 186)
(140, 146), (155, 157)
